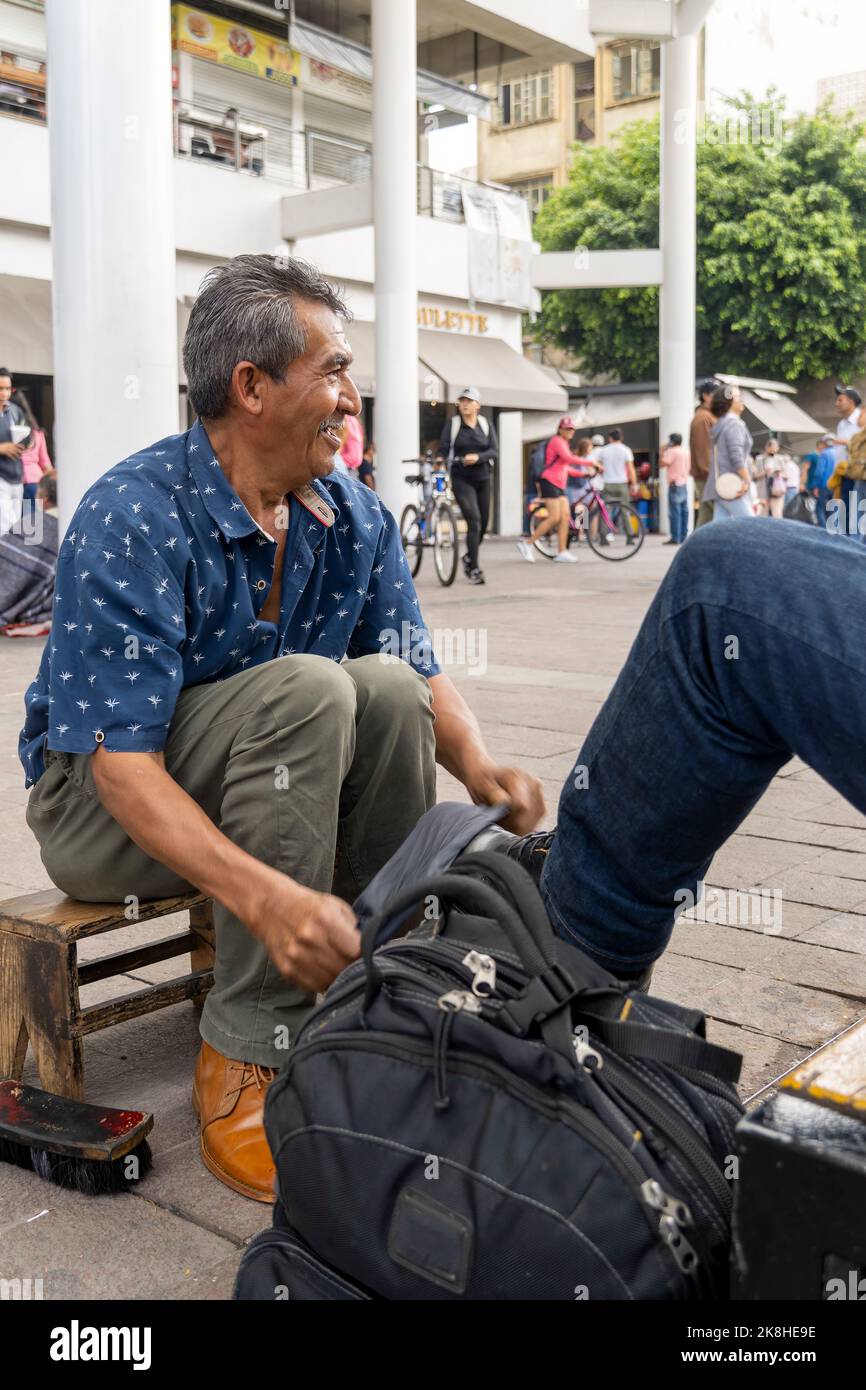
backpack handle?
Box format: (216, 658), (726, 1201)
(360, 858), (576, 1062)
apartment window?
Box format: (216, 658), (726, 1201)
(498, 71), (553, 127)
(573, 58), (595, 142)
(610, 40), (661, 104)
(508, 176), (554, 222)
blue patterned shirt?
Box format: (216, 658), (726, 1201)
(20, 419), (439, 786)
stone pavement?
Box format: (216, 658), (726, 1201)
(1, 532), (864, 1299)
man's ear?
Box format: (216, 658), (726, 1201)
(231, 362), (265, 418)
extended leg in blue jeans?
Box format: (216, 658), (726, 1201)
(541, 518), (866, 974)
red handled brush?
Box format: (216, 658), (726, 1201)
(0, 1079), (153, 1195)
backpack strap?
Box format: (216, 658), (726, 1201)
(576, 1011), (742, 1085)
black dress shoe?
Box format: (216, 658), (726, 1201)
(502, 829), (554, 883)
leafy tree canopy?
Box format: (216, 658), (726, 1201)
(533, 93), (866, 383)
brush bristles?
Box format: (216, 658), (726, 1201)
(0, 1135), (152, 1195)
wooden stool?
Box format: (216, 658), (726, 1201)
(0, 889), (215, 1102)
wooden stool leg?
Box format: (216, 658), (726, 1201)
(3, 934), (84, 1100)
(189, 902), (215, 1013)
(0, 931), (30, 1080)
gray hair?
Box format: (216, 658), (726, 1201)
(183, 254), (350, 419)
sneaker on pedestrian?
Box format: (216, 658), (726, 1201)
(516, 539), (536, 563)
(468, 568), (485, 585)
(554, 550), (577, 563)
(462, 553), (472, 576)
(663, 539), (678, 546)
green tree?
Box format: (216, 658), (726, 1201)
(533, 96), (866, 382)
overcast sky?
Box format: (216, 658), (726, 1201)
(705, 0), (862, 114)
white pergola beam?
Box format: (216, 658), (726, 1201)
(532, 248), (663, 291)
(589, 0), (676, 40)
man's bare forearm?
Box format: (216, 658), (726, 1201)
(91, 748), (287, 925)
(428, 672), (489, 783)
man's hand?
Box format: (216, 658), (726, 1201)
(0, 441), (24, 459)
(251, 879), (360, 994)
(464, 760), (546, 836)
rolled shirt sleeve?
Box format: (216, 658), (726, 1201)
(46, 514), (186, 756)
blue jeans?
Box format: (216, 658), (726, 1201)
(668, 482), (688, 543)
(22, 481), (38, 521)
(813, 486), (831, 528)
(712, 495), (752, 521)
(541, 518), (866, 974)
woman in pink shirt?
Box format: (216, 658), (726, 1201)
(518, 419), (597, 564)
(16, 392), (53, 521)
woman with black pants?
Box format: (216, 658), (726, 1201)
(437, 387), (498, 585)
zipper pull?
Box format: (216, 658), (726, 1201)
(462, 950), (497, 998)
(640, 1178), (694, 1229)
(573, 1030), (603, 1071)
(437, 989), (482, 1014)
(658, 1214), (699, 1275)
(641, 1180), (699, 1275)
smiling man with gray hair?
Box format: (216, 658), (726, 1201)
(19, 253), (544, 1203)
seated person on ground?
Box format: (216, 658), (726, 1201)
(19, 254), (544, 1203)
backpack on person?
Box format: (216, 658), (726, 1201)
(529, 437), (552, 487)
(235, 804), (744, 1302)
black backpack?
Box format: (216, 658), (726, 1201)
(236, 814), (743, 1302)
(529, 437), (552, 486)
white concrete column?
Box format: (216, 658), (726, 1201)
(47, 0), (179, 535)
(372, 0), (419, 519)
(659, 30), (700, 537)
(497, 411), (524, 536)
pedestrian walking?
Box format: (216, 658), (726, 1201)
(804, 435), (837, 528)
(518, 421), (596, 564)
(689, 379), (717, 528)
(438, 386), (497, 586)
(14, 389), (52, 521)
(659, 432), (691, 545)
(705, 385), (753, 521)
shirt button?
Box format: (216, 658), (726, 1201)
(94, 730), (105, 744)
(255, 580), (267, 592)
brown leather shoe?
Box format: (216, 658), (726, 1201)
(192, 1040), (277, 1203)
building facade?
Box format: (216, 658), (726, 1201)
(0, 0), (596, 531)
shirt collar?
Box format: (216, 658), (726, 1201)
(185, 419), (340, 541)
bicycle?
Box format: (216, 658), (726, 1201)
(399, 455), (459, 586)
(529, 477), (645, 561)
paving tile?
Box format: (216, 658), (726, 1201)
(797, 913), (866, 954)
(759, 866), (866, 914)
(668, 920), (866, 999)
(652, 952), (859, 1048)
(0, 1166), (238, 1300)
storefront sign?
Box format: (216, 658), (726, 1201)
(172, 5), (300, 88)
(418, 306), (489, 334)
(302, 56), (372, 111)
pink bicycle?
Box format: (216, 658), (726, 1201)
(529, 478), (645, 561)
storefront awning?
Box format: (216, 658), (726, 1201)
(418, 330), (567, 412)
(346, 319), (446, 401)
(739, 389), (825, 438)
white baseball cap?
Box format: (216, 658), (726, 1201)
(591, 434), (604, 446)
(458, 386), (481, 403)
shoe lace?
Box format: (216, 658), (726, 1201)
(227, 1062), (277, 1103)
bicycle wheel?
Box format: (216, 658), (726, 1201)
(587, 501), (645, 560)
(530, 505), (560, 559)
(399, 504), (423, 577)
(433, 502), (459, 586)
